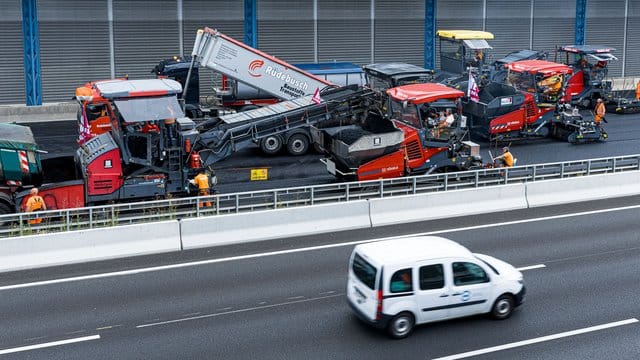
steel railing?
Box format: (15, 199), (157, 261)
(2, 154), (639, 238)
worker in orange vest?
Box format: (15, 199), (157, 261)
(25, 187), (47, 224)
(594, 98), (606, 126)
(494, 146), (514, 168)
(190, 171), (211, 207)
(635, 80), (640, 101)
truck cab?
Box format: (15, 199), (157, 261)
(435, 30), (494, 85)
(505, 59), (573, 106)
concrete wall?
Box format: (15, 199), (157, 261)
(4, 170), (640, 273)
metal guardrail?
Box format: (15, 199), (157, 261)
(3, 154), (639, 238)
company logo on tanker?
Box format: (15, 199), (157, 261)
(248, 59), (264, 77)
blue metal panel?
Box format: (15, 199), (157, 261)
(21, 0), (42, 106)
(424, 0), (436, 69)
(244, 0), (257, 47)
(575, 0), (586, 45)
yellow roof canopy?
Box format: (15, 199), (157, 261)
(436, 30), (495, 40)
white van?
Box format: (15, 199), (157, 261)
(347, 236), (525, 339)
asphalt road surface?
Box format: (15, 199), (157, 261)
(1, 196), (640, 359)
(27, 110), (640, 194)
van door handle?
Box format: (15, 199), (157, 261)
(451, 293), (461, 296)
(439, 294), (449, 298)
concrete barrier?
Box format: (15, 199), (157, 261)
(0, 220), (181, 272)
(369, 184), (528, 227)
(526, 171), (640, 207)
(181, 200), (371, 249)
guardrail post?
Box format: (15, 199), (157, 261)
(587, 159), (591, 175)
(413, 177), (417, 194)
(380, 180), (384, 198)
(19, 213), (24, 236)
(560, 163), (565, 178)
(196, 199), (201, 217)
(236, 194), (240, 213)
(89, 208), (93, 229)
(444, 174), (448, 191)
(310, 187), (315, 205)
(346, 184), (350, 201)
(66, 211), (70, 231)
(215, 196), (220, 215)
(612, 158), (617, 172)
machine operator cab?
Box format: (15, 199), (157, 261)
(556, 45), (618, 108)
(386, 83), (474, 145)
(347, 236), (525, 339)
(505, 60), (573, 107)
(435, 30), (494, 83)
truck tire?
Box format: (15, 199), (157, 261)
(260, 135), (283, 155)
(286, 133), (310, 156)
(0, 202), (13, 227)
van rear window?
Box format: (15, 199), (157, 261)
(352, 253), (377, 290)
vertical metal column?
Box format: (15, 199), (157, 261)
(424, 0), (436, 70)
(244, 0), (257, 47)
(313, 0), (318, 62)
(621, 0), (629, 76)
(108, 0), (115, 78)
(575, 0), (587, 45)
(178, 0), (184, 57)
(370, 0), (375, 63)
(21, 0), (42, 106)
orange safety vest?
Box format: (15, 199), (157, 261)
(25, 195), (44, 212)
(194, 173), (210, 191)
(594, 102), (606, 123)
(636, 81), (640, 100)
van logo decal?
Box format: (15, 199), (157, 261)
(248, 59), (264, 77)
(461, 290), (471, 302)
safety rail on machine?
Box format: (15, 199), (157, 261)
(2, 154), (640, 238)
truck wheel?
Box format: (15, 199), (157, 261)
(387, 312), (415, 339)
(260, 135), (283, 155)
(0, 202), (13, 227)
(286, 133), (309, 156)
(491, 294), (514, 320)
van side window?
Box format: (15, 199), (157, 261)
(390, 268), (413, 293)
(453, 262), (489, 286)
(352, 253), (377, 290)
(419, 264), (444, 290)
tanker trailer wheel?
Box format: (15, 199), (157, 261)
(260, 135), (284, 155)
(286, 133), (310, 156)
(0, 202), (12, 226)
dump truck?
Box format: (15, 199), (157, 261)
(312, 82), (483, 181)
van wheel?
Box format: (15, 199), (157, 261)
(491, 294), (514, 320)
(387, 312), (415, 339)
(260, 135), (283, 155)
(286, 133), (309, 156)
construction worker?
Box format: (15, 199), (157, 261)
(494, 146), (514, 168)
(594, 98), (606, 126)
(25, 187), (46, 224)
(190, 171), (211, 207)
(635, 80), (640, 101)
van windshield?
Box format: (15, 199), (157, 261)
(352, 253), (377, 290)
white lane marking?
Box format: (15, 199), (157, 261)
(136, 293), (343, 329)
(0, 335), (100, 355)
(3, 203), (639, 291)
(517, 264), (546, 271)
(432, 318), (639, 360)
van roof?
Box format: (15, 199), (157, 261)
(354, 236), (473, 265)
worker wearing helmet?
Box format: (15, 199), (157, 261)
(635, 80), (640, 101)
(594, 98), (606, 126)
(494, 146), (514, 168)
(25, 187), (47, 224)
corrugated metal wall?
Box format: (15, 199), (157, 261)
(182, 0), (243, 97)
(2, 0), (640, 105)
(318, 0), (371, 64)
(435, 0), (484, 69)
(532, 0), (575, 56)
(0, 2), (25, 104)
(374, 0), (425, 66)
(486, 0), (532, 58)
(627, 1), (640, 76)
(38, 0), (111, 102)
(586, 0), (626, 76)
(258, 0), (315, 63)
(112, 0), (180, 79)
